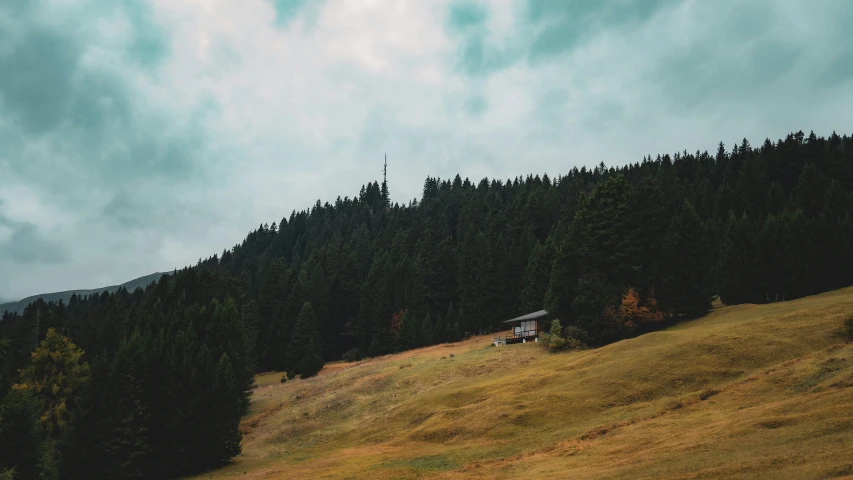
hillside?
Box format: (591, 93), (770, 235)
(189, 288), (853, 480)
(3, 130), (853, 480)
(0, 272), (167, 315)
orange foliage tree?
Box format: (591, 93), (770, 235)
(618, 287), (664, 327)
(604, 287), (665, 334)
(390, 309), (404, 336)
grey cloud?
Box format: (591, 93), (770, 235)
(267, 0), (326, 29)
(445, 0), (679, 81)
(123, 0), (171, 69)
(0, 0), (210, 193)
(0, 0), (217, 300)
(447, 1), (488, 33)
(0, 219), (69, 265)
(524, 0), (676, 62)
(464, 94), (488, 117)
(655, 38), (803, 111)
(445, 1), (522, 77)
(0, 23), (82, 135)
(816, 48), (853, 89)
(102, 189), (147, 230)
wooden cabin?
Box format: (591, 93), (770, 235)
(492, 310), (547, 346)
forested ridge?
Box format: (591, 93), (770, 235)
(2, 129), (853, 479)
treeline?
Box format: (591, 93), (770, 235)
(0, 283), (253, 479)
(1, 129), (852, 478)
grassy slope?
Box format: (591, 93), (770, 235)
(190, 288), (853, 480)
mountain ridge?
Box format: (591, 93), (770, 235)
(0, 271), (168, 315)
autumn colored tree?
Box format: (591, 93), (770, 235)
(603, 288), (665, 340)
(13, 328), (90, 437)
(619, 288), (664, 327)
(389, 309), (404, 338)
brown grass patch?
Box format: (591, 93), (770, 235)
(189, 287), (853, 480)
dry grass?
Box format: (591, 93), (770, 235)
(187, 288), (853, 480)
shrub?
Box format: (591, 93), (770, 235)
(563, 325), (590, 345)
(342, 348), (363, 363)
(844, 315), (853, 341)
(540, 319), (586, 352)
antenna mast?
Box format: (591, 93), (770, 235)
(381, 153), (390, 209)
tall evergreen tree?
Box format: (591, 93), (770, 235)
(716, 213), (761, 304)
(288, 303), (324, 378)
(658, 201), (712, 317)
(519, 242), (551, 314)
(420, 313), (434, 347)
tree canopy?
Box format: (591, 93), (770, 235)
(2, 129), (853, 479)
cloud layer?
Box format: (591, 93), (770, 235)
(1, 0), (852, 300)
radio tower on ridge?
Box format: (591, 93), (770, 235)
(381, 153), (390, 210)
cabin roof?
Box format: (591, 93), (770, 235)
(502, 310), (548, 324)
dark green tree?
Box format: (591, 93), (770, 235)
(658, 201), (713, 317)
(288, 302), (324, 378)
(420, 313), (434, 347)
(0, 390), (58, 480)
(716, 213), (761, 305)
(519, 242), (551, 314)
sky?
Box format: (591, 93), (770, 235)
(1, 0), (852, 301)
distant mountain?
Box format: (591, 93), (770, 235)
(0, 272), (168, 315)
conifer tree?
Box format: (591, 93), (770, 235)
(519, 242), (551, 314)
(544, 244), (579, 324)
(433, 314), (446, 344)
(0, 389), (58, 480)
(394, 310), (419, 351)
(241, 300), (260, 373)
(659, 201), (712, 317)
(420, 313), (434, 347)
(716, 213), (761, 304)
(445, 303), (457, 334)
(0, 338), (10, 396)
(206, 297), (253, 414)
(794, 164), (829, 217)
(97, 332), (151, 479)
(629, 178), (668, 292)
(451, 323), (462, 342)
(13, 328), (91, 437)
(570, 176), (636, 290)
(299, 339), (324, 379)
(571, 274), (616, 346)
(456, 307), (468, 338)
(288, 303), (324, 378)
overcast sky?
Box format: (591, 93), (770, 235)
(1, 0), (852, 301)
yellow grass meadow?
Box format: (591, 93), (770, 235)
(188, 288), (853, 479)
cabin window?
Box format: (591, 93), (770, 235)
(514, 320), (537, 337)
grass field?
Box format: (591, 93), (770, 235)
(188, 288), (853, 479)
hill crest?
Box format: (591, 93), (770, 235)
(0, 271), (167, 315)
